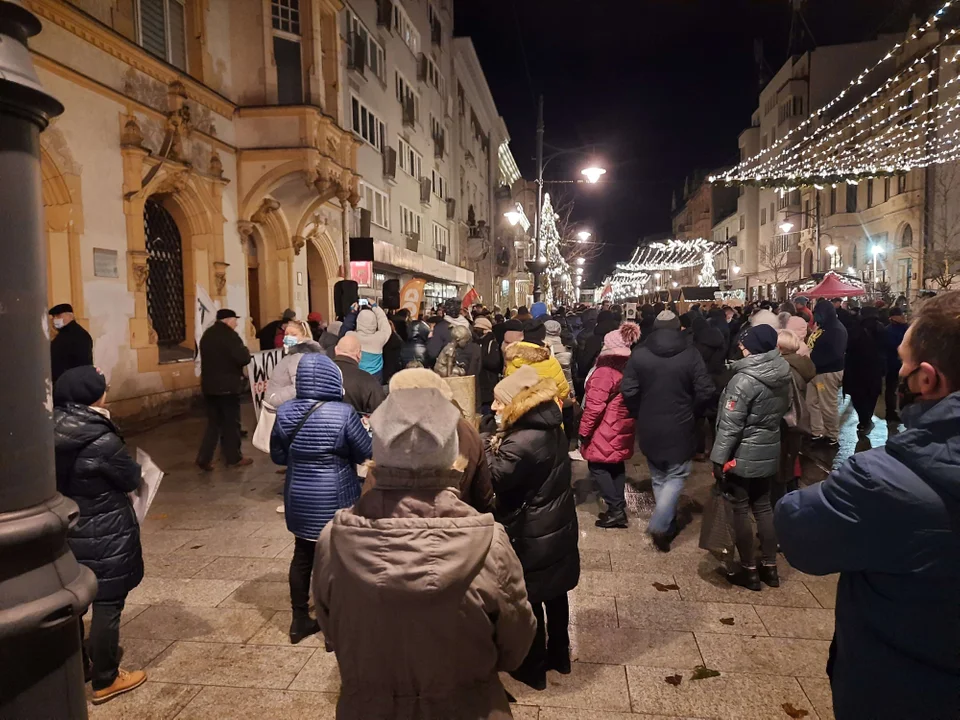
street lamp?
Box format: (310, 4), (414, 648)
(576, 257), (585, 266)
(847, 266), (857, 276)
(581, 166), (607, 184)
(779, 221), (795, 233)
(826, 244), (838, 270)
(576, 267), (584, 275)
(576, 230), (592, 243)
(872, 244), (885, 289)
(671, 281), (679, 288)
(504, 210), (523, 226)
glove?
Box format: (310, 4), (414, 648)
(723, 459), (738, 474)
(712, 463), (725, 484)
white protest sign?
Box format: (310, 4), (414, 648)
(248, 349), (283, 415)
(193, 284), (219, 377)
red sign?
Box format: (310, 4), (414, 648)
(350, 261), (373, 288)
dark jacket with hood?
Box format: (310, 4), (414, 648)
(883, 319), (909, 375)
(199, 320), (252, 395)
(54, 403), (143, 601)
(484, 378), (579, 603)
(578, 311), (618, 378)
(710, 349), (792, 478)
(271, 354), (373, 540)
(474, 330), (502, 407)
(843, 311), (885, 399)
(775, 392), (960, 720)
(691, 313), (727, 378)
(621, 328), (715, 467)
(808, 301), (848, 374)
(573, 309), (598, 394)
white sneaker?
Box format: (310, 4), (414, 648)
(568, 448), (584, 462)
(276, 505), (285, 514)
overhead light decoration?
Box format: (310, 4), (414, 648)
(617, 238), (727, 273)
(601, 271), (652, 300)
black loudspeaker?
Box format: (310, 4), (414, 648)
(334, 280), (359, 320)
(382, 279), (400, 309)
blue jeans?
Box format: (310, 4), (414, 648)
(647, 460), (691, 535)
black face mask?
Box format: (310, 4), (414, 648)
(897, 367), (923, 410)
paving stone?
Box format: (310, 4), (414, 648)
(568, 592), (618, 628)
(573, 626), (702, 668)
(117, 638), (174, 671)
(501, 662), (632, 713)
(694, 633), (830, 678)
(87, 681), (201, 720)
(287, 646), (342, 692)
(146, 641), (314, 689)
(139, 530), (198, 555)
(576, 570), (682, 600)
(510, 706), (540, 720)
(193, 556), (290, 582)
(609, 547), (706, 575)
(219, 581), (291, 611)
(799, 677), (836, 720)
(142, 552), (215, 579)
(247, 611), (326, 647)
(250, 520), (295, 538)
(174, 687), (338, 719)
(579, 548), (612, 571)
(538, 709), (702, 720)
(756, 606), (836, 640)
(121, 605), (271, 643)
(616, 597), (768, 636)
(155, 508), (251, 531)
(626, 665), (817, 719)
(176, 535), (293, 558)
(802, 577), (839, 609)
(126, 578), (242, 608)
(673, 572), (821, 608)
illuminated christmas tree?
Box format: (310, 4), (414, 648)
(698, 250), (717, 287)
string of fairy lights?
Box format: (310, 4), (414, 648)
(713, 0), (960, 187)
(601, 238), (729, 300)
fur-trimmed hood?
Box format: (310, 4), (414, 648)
(498, 378), (561, 433)
(503, 341), (550, 366)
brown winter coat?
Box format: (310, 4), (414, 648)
(313, 463), (536, 720)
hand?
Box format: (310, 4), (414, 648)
(712, 463), (725, 484)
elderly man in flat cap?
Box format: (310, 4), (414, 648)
(49, 302), (93, 383)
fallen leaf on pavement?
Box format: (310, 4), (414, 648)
(690, 665), (721, 681)
(781, 703), (809, 718)
(664, 674), (683, 686)
(719, 617), (735, 626)
(652, 582), (680, 592)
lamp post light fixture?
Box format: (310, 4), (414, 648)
(576, 230), (592, 243)
(731, 265), (741, 275)
(826, 244), (838, 256)
(576, 267), (584, 275)
(847, 266), (857, 276)
(581, 166), (607, 184)
(575, 257), (585, 266)
(671, 281), (679, 288)
(504, 210), (523, 226)
(871, 244), (885, 290)
(779, 220), (795, 234)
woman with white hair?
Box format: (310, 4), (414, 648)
(774, 329), (816, 507)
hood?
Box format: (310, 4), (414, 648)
(784, 352), (817, 382)
(330, 489), (495, 599)
(750, 309), (779, 330)
(295, 353), (344, 401)
(888, 391), (960, 507)
(544, 319), (562, 336)
(356, 308), (378, 335)
(530, 302), (549, 319)
(595, 353), (629, 370)
(731, 348), (792, 389)
(504, 341), (551, 368)
(54, 403), (114, 453)
(691, 314), (724, 349)
(499, 378), (562, 432)
(643, 328), (689, 358)
(813, 301), (839, 328)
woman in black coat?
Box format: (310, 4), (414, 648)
(485, 367), (580, 690)
(53, 366), (146, 704)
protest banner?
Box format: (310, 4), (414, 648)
(248, 349), (283, 415)
(399, 277), (426, 319)
(193, 283), (219, 377)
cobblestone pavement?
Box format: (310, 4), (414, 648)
(80, 399), (891, 720)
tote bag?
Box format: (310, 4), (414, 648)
(252, 402), (277, 454)
(698, 483), (735, 558)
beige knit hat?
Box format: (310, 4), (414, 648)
(493, 365), (540, 406)
(388, 368), (453, 401)
(369, 388), (460, 470)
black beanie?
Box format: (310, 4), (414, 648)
(54, 366), (107, 407)
(741, 324), (779, 355)
(523, 317), (547, 345)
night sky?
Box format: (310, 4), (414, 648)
(455, 0), (939, 283)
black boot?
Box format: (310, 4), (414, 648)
(758, 564), (780, 588)
(596, 509), (628, 529)
(547, 648), (571, 674)
(727, 565), (761, 591)
(508, 668), (546, 691)
(289, 611), (320, 645)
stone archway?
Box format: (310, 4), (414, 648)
(803, 249), (814, 277)
(40, 146), (85, 323)
(305, 226), (339, 323)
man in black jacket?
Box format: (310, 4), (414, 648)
(621, 310), (715, 551)
(334, 335), (385, 415)
(49, 303), (93, 383)
(197, 309), (253, 470)
(807, 299), (849, 445)
(473, 316), (502, 414)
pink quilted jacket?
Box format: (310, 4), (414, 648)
(579, 354), (636, 463)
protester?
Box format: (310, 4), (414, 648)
(882, 307), (909, 422)
(333, 335), (386, 415)
(386, 369), (495, 513)
(573, 307), (599, 398)
(485, 366), (579, 689)
(473, 316), (502, 414)
(53, 366), (146, 704)
(777, 302), (810, 355)
(530, 301), (549, 319)
(794, 296), (814, 330)
(49, 303), (94, 383)
(380, 319), (403, 384)
(544, 319), (575, 394)
(314, 313), (340, 355)
(711, 325), (791, 589)
(264, 320), (323, 409)
(690, 312), (727, 460)
(806, 300), (848, 445)
(426, 297), (470, 367)
(776, 290), (960, 720)
(579, 310), (618, 377)
(306, 311), (325, 341)
(579, 323), (640, 529)
(844, 306), (886, 431)
(502, 318), (570, 400)
(271, 353), (372, 644)
(313, 387), (535, 719)
(196, 309), (253, 471)
(773, 329), (816, 507)
(339, 303), (393, 381)
(258, 308), (295, 350)
(621, 310), (714, 551)
(501, 317), (524, 346)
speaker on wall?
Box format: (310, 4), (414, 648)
(382, 279), (400, 309)
(333, 280), (358, 320)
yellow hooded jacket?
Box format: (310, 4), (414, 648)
(502, 342), (570, 400)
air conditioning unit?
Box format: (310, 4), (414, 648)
(359, 208), (372, 237)
(420, 177), (432, 205)
(405, 232), (419, 252)
(382, 147), (397, 180)
(445, 197), (456, 220)
(376, 0), (393, 29)
(402, 97), (416, 128)
(347, 33), (366, 75)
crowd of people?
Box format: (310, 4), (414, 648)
(47, 287), (960, 718)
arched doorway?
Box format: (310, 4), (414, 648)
(307, 240), (331, 322)
(803, 249), (813, 277)
(41, 148), (84, 320)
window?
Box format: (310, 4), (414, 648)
(346, 10), (385, 82)
(802, 200), (810, 230)
(432, 221), (449, 249)
(395, 71), (420, 122)
(739, 215), (745, 231)
(898, 174), (907, 194)
(271, 0), (300, 33)
(398, 137), (422, 179)
(867, 180), (874, 208)
(143, 198), (186, 349)
(350, 95), (385, 151)
(393, 1), (420, 55)
(428, 3), (443, 47)
(359, 182), (389, 229)
(137, 0), (187, 70)
(901, 224), (914, 248)
(426, 55), (446, 97)
(399, 204), (422, 237)
(760, 208), (767, 225)
(269, 0), (302, 103)
(883, 178), (890, 203)
(846, 183), (858, 212)
(830, 186), (837, 215)
(431, 169), (447, 199)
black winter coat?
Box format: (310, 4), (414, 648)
(809, 302), (848, 374)
(381, 331), (403, 384)
(54, 403), (143, 602)
(200, 321), (252, 395)
(334, 355), (386, 415)
(474, 331), (502, 406)
(843, 315), (885, 400)
(51, 320), (94, 384)
(621, 328), (715, 467)
(691, 314), (727, 378)
(485, 379), (579, 603)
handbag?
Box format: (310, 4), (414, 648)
(698, 482), (736, 558)
(252, 402), (277, 454)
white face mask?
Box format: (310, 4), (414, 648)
(495, 412), (503, 428)
(53, 318), (65, 330)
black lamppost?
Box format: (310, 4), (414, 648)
(0, 3), (97, 717)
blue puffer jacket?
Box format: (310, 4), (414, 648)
(775, 392), (960, 720)
(271, 354), (373, 541)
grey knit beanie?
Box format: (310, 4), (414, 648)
(369, 388), (460, 470)
(653, 310), (680, 331)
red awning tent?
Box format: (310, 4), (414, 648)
(794, 272), (865, 299)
